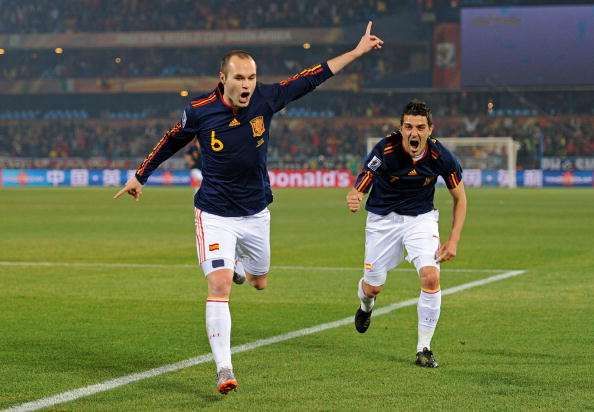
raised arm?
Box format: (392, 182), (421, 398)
(328, 21), (383, 75)
(262, 21), (383, 113)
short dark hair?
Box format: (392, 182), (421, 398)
(400, 100), (433, 127)
(220, 50), (255, 75)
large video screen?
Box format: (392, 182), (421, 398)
(461, 5), (594, 86)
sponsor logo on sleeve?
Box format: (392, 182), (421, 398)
(367, 156), (382, 171)
(181, 110), (187, 128)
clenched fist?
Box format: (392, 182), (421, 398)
(346, 188), (364, 213)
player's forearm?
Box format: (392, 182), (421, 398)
(327, 50), (362, 75)
(448, 194), (467, 242)
(353, 170), (374, 193)
(136, 122), (193, 184)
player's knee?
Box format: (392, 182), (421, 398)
(419, 266), (440, 291)
(363, 282), (383, 297)
(247, 273), (267, 290)
(207, 269), (233, 297)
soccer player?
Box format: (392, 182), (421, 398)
(346, 100), (467, 368)
(114, 22), (383, 393)
(184, 139), (203, 192)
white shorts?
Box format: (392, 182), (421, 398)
(363, 209), (440, 286)
(194, 207), (270, 276)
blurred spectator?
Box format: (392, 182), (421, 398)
(0, 0), (411, 34)
(0, 45), (428, 89)
(1, 113), (593, 170)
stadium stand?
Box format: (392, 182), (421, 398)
(0, 0), (592, 177)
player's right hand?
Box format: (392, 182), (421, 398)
(353, 21), (384, 57)
(114, 175), (143, 201)
(346, 188), (363, 213)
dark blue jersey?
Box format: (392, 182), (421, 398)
(135, 62), (333, 216)
(353, 131), (463, 216)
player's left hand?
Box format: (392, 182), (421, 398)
(353, 21), (384, 56)
(436, 239), (458, 262)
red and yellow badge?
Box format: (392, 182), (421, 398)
(364, 263), (373, 270)
(250, 116), (265, 137)
(208, 243), (220, 252)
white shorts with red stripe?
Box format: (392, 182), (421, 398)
(363, 209), (440, 287)
(194, 207), (270, 276)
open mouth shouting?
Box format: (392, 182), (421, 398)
(238, 91), (251, 104)
(409, 136), (421, 153)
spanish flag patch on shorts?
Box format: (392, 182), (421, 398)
(209, 243), (220, 252)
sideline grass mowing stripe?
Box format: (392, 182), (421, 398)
(0, 261), (510, 273)
(4, 270), (525, 412)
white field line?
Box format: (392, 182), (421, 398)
(0, 260), (509, 273)
(3, 269), (526, 412)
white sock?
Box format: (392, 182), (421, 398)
(205, 300), (232, 372)
(234, 259), (246, 278)
(417, 290), (441, 352)
(358, 278), (375, 312)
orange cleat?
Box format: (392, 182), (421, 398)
(217, 368), (238, 394)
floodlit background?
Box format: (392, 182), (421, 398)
(1, 1), (593, 410)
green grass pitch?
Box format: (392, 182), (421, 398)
(1, 187), (593, 410)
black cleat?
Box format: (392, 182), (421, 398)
(232, 271), (246, 285)
(415, 347), (439, 368)
(355, 308), (372, 333)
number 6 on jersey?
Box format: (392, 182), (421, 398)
(211, 130), (224, 152)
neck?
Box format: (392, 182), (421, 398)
(222, 93), (236, 108)
(407, 146), (427, 161)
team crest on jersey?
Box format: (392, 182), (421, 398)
(250, 116), (265, 137)
(367, 156), (382, 171)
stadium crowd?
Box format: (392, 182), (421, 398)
(1, 0), (592, 173)
(2, 113), (593, 171)
(1, 0), (419, 33)
(0, 46), (425, 89)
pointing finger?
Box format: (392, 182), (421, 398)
(113, 188), (126, 199)
(365, 21), (372, 35)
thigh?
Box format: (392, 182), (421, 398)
(364, 212), (404, 287)
(195, 208), (238, 275)
(403, 210), (440, 272)
(237, 208), (271, 276)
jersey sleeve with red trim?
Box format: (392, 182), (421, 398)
(259, 62), (334, 113)
(353, 139), (386, 194)
(135, 106), (197, 184)
(435, 142), (463, 189)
